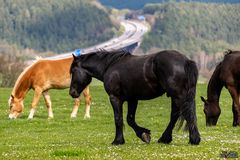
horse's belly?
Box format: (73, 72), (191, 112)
(45, 79), (70, 89)
(51, 80), (70, 89)
(133, 93), (164, 100)
(123, 85), (165, 100)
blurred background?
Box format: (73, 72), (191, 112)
(0, 0), (239, 86)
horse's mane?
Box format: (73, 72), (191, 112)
(98, 49), (130, 59)
(206, 61), (223, 99)
(94, 49), (130, 58)
(209, 61), (222, 84)
(12, 58), (41, 96)
(81, 49), (131, 67)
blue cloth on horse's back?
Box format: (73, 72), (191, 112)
(74, 49), (82, 57)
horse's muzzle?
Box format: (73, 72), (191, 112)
(69, 89), (80, 98)
(8, 113), (18, 119)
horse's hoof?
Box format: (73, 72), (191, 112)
(111, 139), (125, 145)
(189, 137), (201, 145)
(233, 122), (240, 127)
(70, 115), (77, 118)
(84, 114), (91, 119)
(158, 135), (172, 144)
(141, 132), (151, 144)
(189, 136), (201, 145)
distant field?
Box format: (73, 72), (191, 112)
(0, 82), (239, 159)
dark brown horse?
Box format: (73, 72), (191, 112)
(201, 50), (240, 126)
(69, 50), (200, 145)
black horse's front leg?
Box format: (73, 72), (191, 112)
(109, 95), (124, 145)
(227, 86), (240, 126)
(127, 100), (151, 144)
(158, 98), (179, 144)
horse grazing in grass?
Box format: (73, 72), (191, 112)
(69, 50), (200, 145)
(201, 50), (240, 126)
(8, 57), (91, 119)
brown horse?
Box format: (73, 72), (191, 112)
(8, 57), (91, 119)
(201, 50), (240, 126)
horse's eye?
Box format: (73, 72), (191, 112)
(72, 68), (77, 72)
(71, 67), (80, 74)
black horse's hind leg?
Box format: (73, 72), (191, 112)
(158, 98), (179, 144)
(127, 100), (151, 144)
(109, 95), (125, 145)
(180, 99), (201, 145)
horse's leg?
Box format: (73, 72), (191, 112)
(83, 86), (91, 119)
(28, 88), (42, 119)
(127, 100), (151, 143)
(42, 91), (53, 119)
(109, 95), (124, 145)
(158, 98), (179, 144)
(70, 98), (80, 118)
(178, 97), (200, 145)
(231, 100), (239, 126)
(227, 85), (240, 126)
(70, 87), (91, 119)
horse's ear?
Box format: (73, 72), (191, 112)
(72, 53), (77, 60)
(200, 96), (207, 103)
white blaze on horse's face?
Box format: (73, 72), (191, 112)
(8, 96), (24, 119)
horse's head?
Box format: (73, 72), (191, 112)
(8, 95), (24, 119)
(201, 96), (221, 126)
(69, 54), (92, 98)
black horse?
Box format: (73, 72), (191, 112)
(201, 50), (240, 126)
(69, 50), (200, 145)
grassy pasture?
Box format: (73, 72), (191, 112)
(0, 81), (239, 159)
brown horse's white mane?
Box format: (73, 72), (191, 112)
(35, 56), (42, 60)
(11, 58), (41, 97)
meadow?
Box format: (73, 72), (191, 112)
(0, 80), (239, 160)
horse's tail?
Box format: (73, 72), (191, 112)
(177, 60), (198, 130)
(185, 60), (198, 94)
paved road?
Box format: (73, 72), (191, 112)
(46, 20), (148, 60)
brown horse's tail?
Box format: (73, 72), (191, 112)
(177, 60), (199, 130)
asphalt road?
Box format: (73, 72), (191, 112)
(46, 19), (149, 60)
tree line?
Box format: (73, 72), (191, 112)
(0, 0), (117, 53)
(141, 2), (240, 56)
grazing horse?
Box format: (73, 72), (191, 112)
(69, 50), (200, 145)
(8, 57), (91, 119)
(201, 50), (240, 126)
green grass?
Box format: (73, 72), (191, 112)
(0, 82), (239, 160)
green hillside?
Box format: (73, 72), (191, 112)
(141, 3), (240, 55)
(0, 0), (117, 53)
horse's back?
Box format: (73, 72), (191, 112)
(30, 58), (73, 89)
(220, 51), (240, 82)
